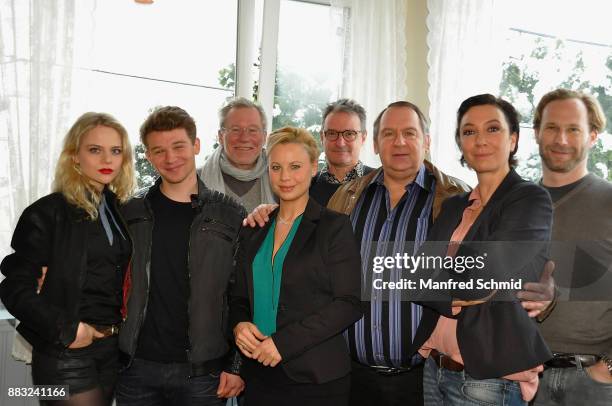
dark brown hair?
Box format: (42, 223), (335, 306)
(140, 106), (197, 147)
(455, 94), (520, 167)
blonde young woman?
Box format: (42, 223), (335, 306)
(0, 112), (135, 406)
(230, 127), (362, 406)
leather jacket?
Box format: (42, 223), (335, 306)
(118, 177), (245, 374)
(0, 191), (129, 354)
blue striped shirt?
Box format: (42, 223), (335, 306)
(345, 164), (436, 368)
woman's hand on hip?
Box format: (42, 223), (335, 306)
(68, 322), (104, 349)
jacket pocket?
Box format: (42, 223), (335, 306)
(201, 228), (233, 243)
(202, 218), (236, 234)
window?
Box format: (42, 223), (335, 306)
(71, 0), (238, 187)
(216, 0), (342, 164)
(272, 0), (341, 136)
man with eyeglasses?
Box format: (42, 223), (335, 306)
(200, 97), (277, 212)
(310, 98), (375, 205)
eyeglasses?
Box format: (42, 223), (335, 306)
(323, 129), (361, 142)
(221, 126), (264, 137)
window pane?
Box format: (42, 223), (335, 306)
(81, 0), (238, 88)
(70, 0), (239, 187)
(273, 0), (342, 140)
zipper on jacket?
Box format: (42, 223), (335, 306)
(114, 197), (135, 323)
(202, 227), (233, 243)
(186, 211), (197, 376)
(128, 197), (154, 367)
(202, 217), (236, 233)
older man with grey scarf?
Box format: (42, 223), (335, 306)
(200, 97), (277, 212)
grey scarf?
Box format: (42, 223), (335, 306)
(199, 147), (276, 204)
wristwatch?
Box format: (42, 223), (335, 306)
(600, 353), (612, 375)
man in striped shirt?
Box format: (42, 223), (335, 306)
(327, 101), (468, 405)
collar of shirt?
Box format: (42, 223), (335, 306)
(446, 185), (483, 257)
(371, 164), (430, 193)
(467, 185), (483, 210)
(320, 160), (365, 184)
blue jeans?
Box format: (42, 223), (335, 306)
(423, 357), (525, 406)
(533, 361), (612, 406)
(116, 358), (225, 406)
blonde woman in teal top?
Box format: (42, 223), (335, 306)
(230, 127), (362, 406)
(251, 214), (303, 336)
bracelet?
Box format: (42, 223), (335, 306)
(600, 353), (612, 375)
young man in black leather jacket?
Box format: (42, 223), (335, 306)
(116, 106), (246, 406)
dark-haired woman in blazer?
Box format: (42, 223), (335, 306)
(414, 94), (553, 406)
(230, 126), (362, 406)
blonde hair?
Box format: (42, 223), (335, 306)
(53, 112), (135, 219)
(266, 126), (319, 163)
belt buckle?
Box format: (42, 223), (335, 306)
(379, 367), (399, 376)
(372, 366), (410, 376)
(111, 325), (119, 335)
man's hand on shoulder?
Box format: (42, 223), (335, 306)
(242, 204), (278, 228)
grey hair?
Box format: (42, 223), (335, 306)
(322, 98), (367, 133)
(218, 97), (268, 131)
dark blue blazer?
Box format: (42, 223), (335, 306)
(412, 169), (553, 379)
(230, 197), (363, 384)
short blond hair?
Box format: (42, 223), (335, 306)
(533, 89), (606, 133)
(266, 126), (319, 163)
(53, 112), (135, 219)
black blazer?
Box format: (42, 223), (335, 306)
(230, 197), (363, 384)
(412, 170), (553, 379)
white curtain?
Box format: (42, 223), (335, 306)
(0, 0), (80, 259)
(426, 0), (507, 186)
(330, 0), (408, 167)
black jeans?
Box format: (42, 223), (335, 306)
(115, 358), (225, 406)
(32, 336), (119, 406)
(242, 358), (350, 406)
(349, 361), (424, 406)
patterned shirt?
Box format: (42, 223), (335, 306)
(319, 161), (366, 184)
(345, 164), (436, 368)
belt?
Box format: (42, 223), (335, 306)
(367, 362), (424, 376)
(430, 349), (464, 372)
(90, 323), (120, 338)
(545, 353), (600, 369)
(190, 356), (226, 377)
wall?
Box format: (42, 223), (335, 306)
(404, 0), (430, 118)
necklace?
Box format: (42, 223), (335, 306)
(277, 214), (294, 225)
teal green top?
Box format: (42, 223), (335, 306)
(252, 215), (303, 336)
